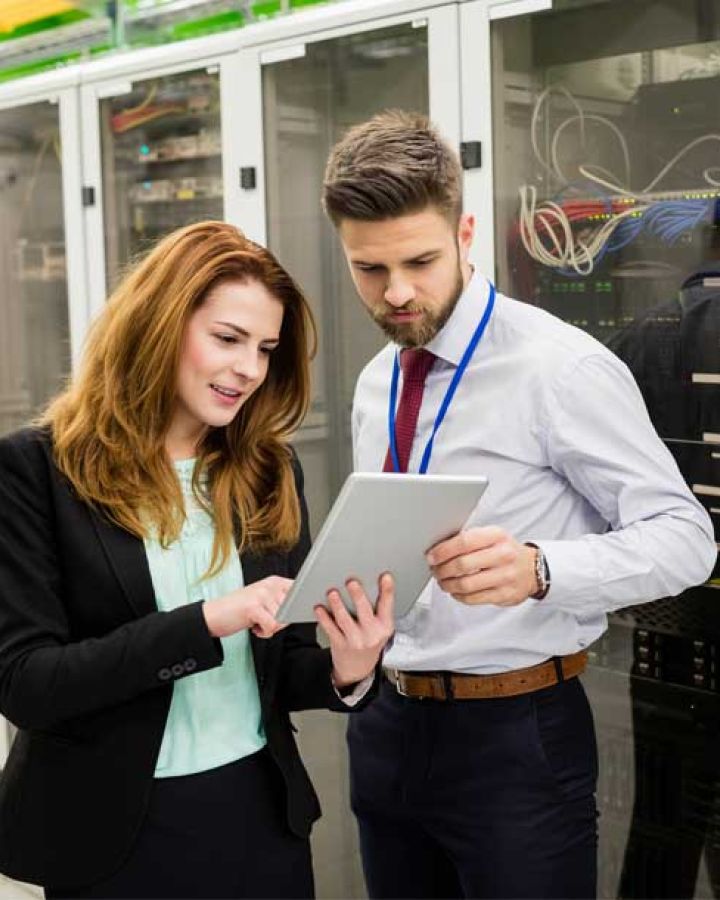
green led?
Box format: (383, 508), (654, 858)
(251, 0), (282, 17)
(0, 49), (80, 81)
(171, 10), (245, 40)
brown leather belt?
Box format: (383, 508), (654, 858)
(384, 650), (588, 701)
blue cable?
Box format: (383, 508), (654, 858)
(555, 198), (714, 276)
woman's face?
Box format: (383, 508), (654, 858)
(167, 278), (284, 458)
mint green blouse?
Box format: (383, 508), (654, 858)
(144, 458), (266, 778)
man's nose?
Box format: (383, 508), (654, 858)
(384, 275), (415, 307)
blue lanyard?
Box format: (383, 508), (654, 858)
(387, 282), (496, 474)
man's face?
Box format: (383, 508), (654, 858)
(338, 207), (475, 348)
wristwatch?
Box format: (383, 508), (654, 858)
(525, 542), (551, 600)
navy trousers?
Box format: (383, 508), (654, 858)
(348, 675), (598, 899)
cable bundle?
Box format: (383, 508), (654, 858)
(520, 86), (720, 274)
(519, 189), (714, 276)
(519, 185), (648, 275)
(110, 84), (185, 134)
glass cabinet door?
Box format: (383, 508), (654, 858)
(0, 100), (71, 437)
(488, 0), (719, 568)
(99, 67), (223, 290)
(259, 19), (444, 900)
(486, 2), (720, 897)
(261, 23), (430, 535)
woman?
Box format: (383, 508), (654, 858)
(0, 221), (394, 899)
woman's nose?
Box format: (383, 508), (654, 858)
(232, 350), (260, 381)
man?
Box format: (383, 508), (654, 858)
(321, 110), (716, 900)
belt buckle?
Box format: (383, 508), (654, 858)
(384, 668), (408, 697)
(393, 670), (411, 698)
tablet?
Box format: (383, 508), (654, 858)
(276, 472), (489, 624)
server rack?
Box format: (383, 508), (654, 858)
(485, 1), (720, 895)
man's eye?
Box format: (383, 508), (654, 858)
(411, 259), (432, 267)
(356, 264), (381, 273)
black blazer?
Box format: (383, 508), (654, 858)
(0, 428), (369, 889)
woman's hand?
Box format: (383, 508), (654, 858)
(314, 573), (395, 689)
(203, 576), (292, 639)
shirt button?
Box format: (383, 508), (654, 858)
(171, 663), (185, 677)
(184, 658), (197, 673)
(158, 667), (172, 682)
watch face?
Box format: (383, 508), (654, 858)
(542, 553), (550, 582)
(534, 549), (549, 599)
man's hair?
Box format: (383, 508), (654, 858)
(322, 110), (463, 227)
(42, 220), (316, 575)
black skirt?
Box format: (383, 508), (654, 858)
(45, 747), (314, 900)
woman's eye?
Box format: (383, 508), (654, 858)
(215, 334), (237, 345)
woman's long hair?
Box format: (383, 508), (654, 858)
(41, 221), (316, 576)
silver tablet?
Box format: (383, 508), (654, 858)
(276, 472), (489, 624)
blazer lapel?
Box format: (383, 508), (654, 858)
(241, 547), (286, 680)
(89, 508), (158, 619)
(242, 548), (270, 676)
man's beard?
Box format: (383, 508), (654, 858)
(370, 267), (465, 348)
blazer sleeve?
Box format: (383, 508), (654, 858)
(275, 450), (378, 713)
(0, 433), (223, 731)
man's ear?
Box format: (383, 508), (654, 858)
(457, 213), (475, 261)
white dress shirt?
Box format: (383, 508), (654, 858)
(352, 270), (717, 674)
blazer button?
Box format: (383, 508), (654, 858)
(158, 667), (172, 682)
(184, 658), (197, 672)
(171, 663), (185, 677)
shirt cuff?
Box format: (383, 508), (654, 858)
(331, 672), (375, 707)
(528, 537), (601, 613)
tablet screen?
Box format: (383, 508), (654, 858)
(277, 472), (489, 624)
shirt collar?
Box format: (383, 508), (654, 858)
(421, 268), (492, 367)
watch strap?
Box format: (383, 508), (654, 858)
(525, 542), (550, 600)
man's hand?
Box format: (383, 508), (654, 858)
(426, 526), (538, 607)
(315, 573), (395, 688)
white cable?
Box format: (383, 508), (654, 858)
(581, 134), (720, 198)
(551, 114), (631, 187)
(520, 86), (718, 274)
(518, 184), (648, 275)
(530, 85), (585, 181)
(577, 164), (633, 196)
(532, 85), (720, 198)
(642, 133), (720, 193)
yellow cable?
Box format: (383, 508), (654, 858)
(0, 0), (75, 32)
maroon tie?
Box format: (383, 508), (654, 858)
(383, 348), (436, 473)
